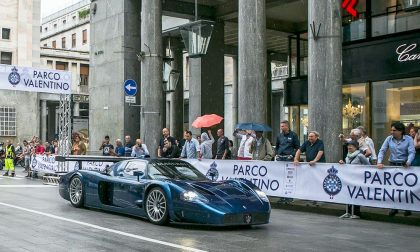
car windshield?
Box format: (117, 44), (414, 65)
(148, 161), (208, 181)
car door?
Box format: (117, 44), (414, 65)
(112, 160), (148, 215)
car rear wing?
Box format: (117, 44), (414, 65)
(55, 155), (137, 172)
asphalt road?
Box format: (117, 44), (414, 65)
(1, 170), (420, 252)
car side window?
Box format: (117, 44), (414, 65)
(123, 161), (147, 177)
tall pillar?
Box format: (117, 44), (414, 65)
(47, 104), (56, 140)
(232, 56), (238, 146)
(266, 56), (272, 141)
(140, 0), (162, 157)
(188, 22), (225, 137)
(238, 0), (267, 124)
(41, 100), (47, 141)
(308, 0), (342, 162)
(169, 39), (184, 140)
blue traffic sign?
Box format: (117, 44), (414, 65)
(124, 79), (138, 96)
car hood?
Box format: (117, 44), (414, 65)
(171, 180), (265, 212)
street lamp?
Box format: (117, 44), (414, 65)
(179, 20), (214, 57)
(162, 58), (180, 93)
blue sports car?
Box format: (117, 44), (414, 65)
(59, 158), (271, 226)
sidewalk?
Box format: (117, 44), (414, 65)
(269, 197), (420, 226)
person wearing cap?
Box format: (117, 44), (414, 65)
(294, 131), (325, 166)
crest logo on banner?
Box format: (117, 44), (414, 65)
(74, 161), (80, 170)
(206, 161), (219, 181)
(8, 67), (21, 86)
(323, 166), (342, 199)
(31, 157), (37, 169)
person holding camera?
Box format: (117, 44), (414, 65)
(131, 139), (149, 158)
(99, 135), (114, 156)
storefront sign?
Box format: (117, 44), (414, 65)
(73, 94), (89, 103)
(396, 43), (420, 62)
(343, 34), (420, 84)
(342, 0), (358, 17)
(0, 64), (72, 94)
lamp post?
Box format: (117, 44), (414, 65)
(179, 20), (215, 57)
(162, 58), (180, 92)
(178, 0), (214, 57)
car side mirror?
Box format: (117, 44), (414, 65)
(133, 171), (144, 181)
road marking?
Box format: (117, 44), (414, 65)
(0, 201), (207, 252)
(0, 176), (24, 180)
(0, 185), (55, 188)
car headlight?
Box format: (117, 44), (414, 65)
(255, 190), (269, 202)
(181, 191), (208, 203)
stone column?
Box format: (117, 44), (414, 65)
(140, 0), (162, 157)
(232, 56), (238, 132)
(308, 0), (343, 162)
(47, 104), (56, 140)
(41, 100), (47, 141)
(169, 39), (184, 140)
(231, 56), (239, 147)
(238, 0), (267, 124)
(188, 22), (225, 137)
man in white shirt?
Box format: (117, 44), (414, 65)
(233, 129), (254, 160)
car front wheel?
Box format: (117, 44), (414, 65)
(69, 175), (84, 208)
(145, 187), (168, 225)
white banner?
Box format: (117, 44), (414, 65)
(187, 160), (420, 211)
(31, 155), (112, 173)
(0, 64), (71, 94)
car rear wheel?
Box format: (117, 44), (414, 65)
(145, 187), (168, 225)
(69, 175), (84, 208)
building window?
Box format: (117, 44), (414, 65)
(372, 77), (420, 152)
(0, 52), (12, 65)
(44, 27), (48, 32)
(52, 40), (56, 48)
(73, 16), (76, 20)
(342, 83), (369, 135)
(2, 28), (11, 40)
(342, 1), (367, 42)
(80, 64), (89, 89)
(0, 107), (17, 136)
(62, 37), (66, 49)
(372, 0), (420, 37)
(72, 33), (76, 48)
(43, 43), (47, 47)
(82, 29), (87, 44)
(54, 23), (57, 29)
(63, 19), (66, 24)
(56, 61), (68, 70)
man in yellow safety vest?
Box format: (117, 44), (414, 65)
(3, 140), (15, 177)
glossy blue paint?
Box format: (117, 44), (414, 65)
(59, 159), (270, 226)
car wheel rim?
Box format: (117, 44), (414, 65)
(146, 190), (166, 222)
(70, 177), (82, 204)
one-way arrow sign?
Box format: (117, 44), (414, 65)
(124, 79), (138, 96)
